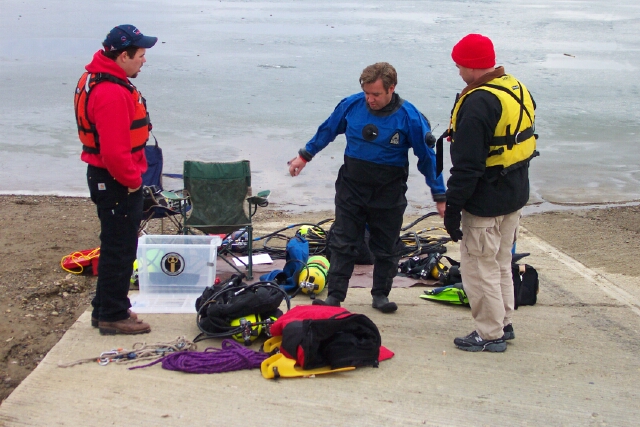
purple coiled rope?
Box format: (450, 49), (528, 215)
(130, 339), (269, 374)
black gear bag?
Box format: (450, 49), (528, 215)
(194, 274), (289, 342)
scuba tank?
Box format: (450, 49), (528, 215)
(298, 255), (330, 296)
(230, 314), (263, 345)
(399, 253), (446, 281)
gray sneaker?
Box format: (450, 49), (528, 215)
(503, 324), (515, 341)
(454, 331), (506, 352)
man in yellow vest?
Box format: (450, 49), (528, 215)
(443, 34), (538, 352)
(75, 25), (157, 335)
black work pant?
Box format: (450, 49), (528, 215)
(87, 165), (143, 322)
(326, 159), (407, 301)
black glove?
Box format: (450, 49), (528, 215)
(444, 206), (463, 242)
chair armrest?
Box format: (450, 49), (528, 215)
(247, 190), (270, 207)
(161, 190), (188, 201)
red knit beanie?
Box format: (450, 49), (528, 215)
(451, 34), (495, 69)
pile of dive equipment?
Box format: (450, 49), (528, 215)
(59, 212), (540, 378)
(192, 213), (453, 347)
(192, 220), (335, 346)
(190, 220), (399, 379)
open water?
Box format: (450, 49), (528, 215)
(1, 0), (639, 213)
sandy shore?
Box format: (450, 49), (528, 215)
(0, 194), (638, 401)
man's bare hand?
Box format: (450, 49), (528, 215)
(288, 156), (307, 177)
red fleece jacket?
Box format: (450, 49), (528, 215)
(80, 50), (147, 189)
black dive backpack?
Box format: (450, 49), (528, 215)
(512, 263), (538, 308)
(434, 253), (539, 308)
(194, 274), (289, 342)
(271, 305), (381, 370)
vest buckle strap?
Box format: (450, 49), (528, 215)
(514, 127), (534, 144)
(514, 131), (522, 145)
(492, 126), (535, 149)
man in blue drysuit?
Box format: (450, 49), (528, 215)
(288, 62), (446, 313)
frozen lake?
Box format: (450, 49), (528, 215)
(1, 0), (639, 213)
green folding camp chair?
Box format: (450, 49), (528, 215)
(182, 160), (270, 279)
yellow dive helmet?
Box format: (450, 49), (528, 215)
(130, 260), (139, 289)
(136, 248), (164, 273)
(297, 225), (326, 239)
(298, 255), (330, 295)
(230, 314), (263, 345)
(298, 225), (312, 236)
(132, 249), (164, 288)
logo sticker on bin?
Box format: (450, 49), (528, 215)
(161, 252), (185, 276)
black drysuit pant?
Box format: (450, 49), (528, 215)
(87, 165), (143, 322)
(327, 157), (408, 301)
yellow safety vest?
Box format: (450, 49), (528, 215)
(450, 74), (537, 174)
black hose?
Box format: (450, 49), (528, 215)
(252, 222), (331, 258)
(401, 212), (439, 231)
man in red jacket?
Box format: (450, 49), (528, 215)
(75, 25), (157, 334)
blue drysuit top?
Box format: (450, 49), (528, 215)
(304, 92), (446, 200)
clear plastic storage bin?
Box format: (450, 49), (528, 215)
(130, 234), (222, 313)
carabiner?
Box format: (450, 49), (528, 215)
(98, 350), (118, 366)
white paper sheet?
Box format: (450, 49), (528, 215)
(232, 253), (273, 266)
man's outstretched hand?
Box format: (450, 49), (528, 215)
(288, 156), (306, 176)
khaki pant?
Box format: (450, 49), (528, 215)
(460, 209), (521, 340)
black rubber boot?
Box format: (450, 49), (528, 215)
(312, 295), (341, 307)
(372, 295), (397, 313)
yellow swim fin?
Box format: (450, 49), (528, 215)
(261, 353), (355, 379)
(262, 336), (283, 354)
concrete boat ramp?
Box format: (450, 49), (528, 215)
(0, 227), (639, 426)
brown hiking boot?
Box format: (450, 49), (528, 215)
(98, 317), (151, 335)
(92, 309), (138, 328)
